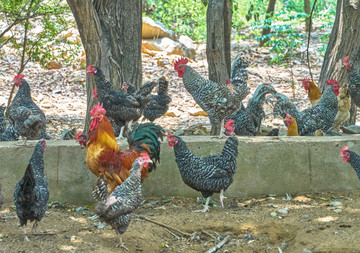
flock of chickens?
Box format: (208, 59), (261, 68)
(1, 54), (360, 249)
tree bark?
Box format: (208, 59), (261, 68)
(319, 0), (360, 125)
(259, 0), (276, 47)
(206, 0), (232, 135)
(67, 0), (142, 134)
(304, 0), (312, 32)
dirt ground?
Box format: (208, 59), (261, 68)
(1, 191), (360, 253)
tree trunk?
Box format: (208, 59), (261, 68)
(304, 0), (312, 32)
(67, 0), (142, 134)
(319, 0), (360, 125)
(259, 0), (276, 47)
(206, 0), (232, 135)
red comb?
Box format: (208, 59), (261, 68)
(341, 146), (349, 153)
(86, 65), (94, 71)
(343, 56), (349, 64)
(14, 74), (24, 81)
(302, 78), (310, 86)
(90, 102), (106, 117)
(225, 119), (234, 128)
(76, 131), (83, 140)
(174, 57), (188, 70)
(140, 153), (150, 160)
(226, 80), (231, 85)
(326, 78), (339, 87)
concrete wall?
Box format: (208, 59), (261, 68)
(1, 136), (360, 204)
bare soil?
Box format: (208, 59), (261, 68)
(1, 191), (360, 252)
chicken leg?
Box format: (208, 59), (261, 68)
(23, 225), (30, 241)
(115, 230), (128, 250)
(193, 197), (210, 212)
(219, 189), (227, 208)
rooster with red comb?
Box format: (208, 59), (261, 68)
(341, 146), (360, 180)
(174, 53), (249, 137)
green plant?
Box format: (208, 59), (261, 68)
(0, 0), (78, 70)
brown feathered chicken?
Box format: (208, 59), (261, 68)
(302, 78), (322, 106)
(174, 54), (249, 136)
(285, 113), (299, 136)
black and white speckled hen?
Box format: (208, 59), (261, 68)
(273, 79), (339, 135)
(87, 65), (156, 138)
(174, 53), (249, 136)
(14, 139), (49, 241)
(92, 154), (151, 249)
(0, 105), (18, 141)
(143, 76), (171, 122)
(8, 75), (49, 145)
(167, 128), (238, 212)
(343, 56), (360, 107)
(341, 146), (360, 180)
(226, 83), (277, 136)
(0, 105), (6, 134)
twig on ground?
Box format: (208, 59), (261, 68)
(32, 232), (57, 236)
(164, 228), (181, 240)
(201, 229), (216, 240)
(205, 235), (231, 253)
(135, 215), (192, 237)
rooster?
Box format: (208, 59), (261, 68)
(285, 113), (299, 136)
(273, 78), (340, 135)
(343, 56), (360, 107)
(174, 53), (249, 136)
(302, 78), (322, 106)
(87, 65), (156, 138)
(14, 139), (49, 241)
(341, 146), (360, 180)
(226, 83), (277, 136)
(78, 102), (163, 194)
(143, 76), (171, 122)
(167, 121), (238, 212)
(8, 74), (49, 145)
(92, 154), (151, 249)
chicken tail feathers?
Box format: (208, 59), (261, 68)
(92, 174), (109, 203)
(127, 123), (164, 170)
(15, 164), (36, 204)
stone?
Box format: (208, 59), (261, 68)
(142, 17), (174, 39)
(178, 35), (196, 50)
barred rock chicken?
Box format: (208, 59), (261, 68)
(273, 79), (340, 136)
(167, 125), (238, 212)
(302, 78), (322, 106)
(8, 75), (48, 145)
(343, 56), (360, 107)
(92, 154), (151, 249)
(78, 103), (163, 194)
(174, 54), (249, 136)
(341, 146), (360, 180)
(0, 105), (19, 141)
(0, 183), (3, 209)
(87, 65), (156, 138)
(14, 139), (49, 241)
(226, 83), (276, 136)
(285, 113), (299, 136)
(143, 76), (171, 122)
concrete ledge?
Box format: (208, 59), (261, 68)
(1, 136), (360, 204)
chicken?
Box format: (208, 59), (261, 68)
(167, 123), (238, 212)
(302, 78), (322, 106)
(0, 105), (6, 134)
(92, 154), (151, 249)
(341, 146), (360, 180)
(285, 113), (299, 136)
(0, 105), (19, 141)
(0, 183), (3, 209)
(14, 139), (49, 241)
(87, 65), (156, 138)
(273, 78), (340, 135)
(333, 83), (351, 129)
(143, 76), (171, 122)
(8, 74), (49, 145)
(81, 102), (164, 193)
(343, 56), (360, 107)
(174, 53), (249, 136)
(226, 83), (277, 136)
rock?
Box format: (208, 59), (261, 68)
(302, 249), (312, 253)
(183, 48), (196, 60)
(341, 125), (360, 134)
(329, 201), (342, 207)
(270, 212), (277, 217)
(178, 35), (197, 50)
(277, 208), (288, 214)
(146, 38), (183, 56)
(142, 17), (174, 39)
(334, 208), (342, 213)
(46, 61), (62, 70)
